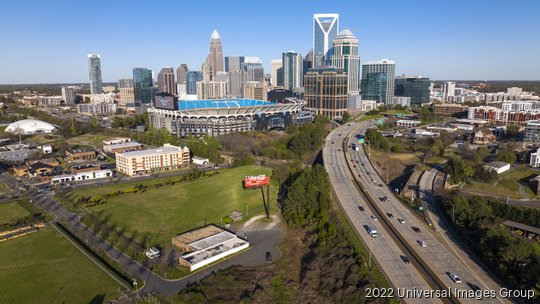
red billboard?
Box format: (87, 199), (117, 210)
(244, 175), (270, 188)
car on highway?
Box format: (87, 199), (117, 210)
(266, 251), (272, 263)
(398, 218), (406, 224)
(379, 197), (386, 202)
(418, 240), (426, 247)
(383, 196), (388, 201)
(366, 172), (370, 175)
(370, 215), (378, 221)
(358, 206), (365, 211)
(371, 179), (376, 183)
(448, 272), (461, 283)
(378, 184), (383, 188)
(467, 283), (481, 291)
(331, 141), (334, 144)
(400, 255), (410, 264)
(386, 213), (393, 218)
(411, 226), (421, 233)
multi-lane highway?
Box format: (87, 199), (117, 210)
(342, 122), (511, 304)
(324, 124), (445, 304)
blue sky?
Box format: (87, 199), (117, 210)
(1, 0), (539, 83)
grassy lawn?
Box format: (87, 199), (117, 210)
(0, 227), (122, 304)
(463, 167), (540, 199)
(382, 109), (412, 115)
(0, 180), (12, 194)
(61, 165), (277, 247)
(360, 114), (383, 122)
(67, 133), (116, 147)
(0, 125), (7, 133)
(0, 201), (31, 225)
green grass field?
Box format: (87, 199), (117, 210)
(463, 167), (540, 199)
(0, 201), (31, 225)
(0, 180), (12, 194)
(62, 165), (277, 246)
(0, 227), (122, 304)
(360, 114), (384, 121)
(67, 134), (118, 147)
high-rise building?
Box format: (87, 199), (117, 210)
(361, 59), (396, 105)
(242, 57), (264, 82)
(196, 81), (227, 99)
(442, 81), (456, 102)
(229, 70), (247, 97)
(87, 54), (102, 94)
(243, 81), (267, 100)
(133, 68), (154, 104)
(185, 71), (203, 95)
(207, 30), (224, 80)
(225, 56), (245, 72)
(157, 67), (177, 95)
(394, 76), (431, 105)
(282, 51), (303, 92)
(271, 59), (283, 87)
(331, 29), (360, 95)
(304, 67), (348, 118)
(119, 87), (135, 106)
(176, 64), (189, 84)
(313, 14), (339, 67)
(201, 62), (211, 82)
(118, 78), (133, 89)
(61, 87), (76, 105)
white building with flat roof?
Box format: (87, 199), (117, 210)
(115, 144), (190, 176)
(530, 148), (540, 167)
(51, 169), (113, 185)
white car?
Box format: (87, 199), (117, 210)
(370, 215), (378, 221)
(449, 272), (461, 283)
(398, 218), (406, 224)
(418, 240), (427, 247)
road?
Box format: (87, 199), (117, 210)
(0, 173), (282, 299)
(324, 124), (444, 304)
(350, 123), (510, 304)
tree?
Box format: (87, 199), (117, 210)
(341, 112), (351, 123)
(505, 124), (520, 139)
(444, 156), (474, 183)
(497, 152), (517, 164)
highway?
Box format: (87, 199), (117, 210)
(348, 122), (511, 304)
(324, 124), (445, 304)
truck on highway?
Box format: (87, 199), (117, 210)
(367, 225), (378, 238)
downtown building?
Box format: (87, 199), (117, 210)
(313, 13), (339, 67)
(361, 59), (396, 105)
(87, 54), (103, 94)
(118, 78), (135, 107)
(282, 51), (303, 93)
(115, 144), (190, 176)
(185, 71), (203, 95)
(468, 105), (540, 124)
(304, 67), (348, 118)
(77, 103), (117, 115)
(394, 76), (431, 105)
(61, 87), (76, 105)
(331, 29), (360, 96)
(133, 68), (154, 104)
(207, 30), (224, 80)
(157, 67), (177, 95)
(196, 81), (227, 99)
(271, 59), (283, 87)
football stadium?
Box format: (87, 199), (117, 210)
(148, 97), (313, 137)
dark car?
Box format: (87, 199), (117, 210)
(378, 184), (383, 188)
(401, 255), (410, 264)
(411, 226), (421, 233)
(386, 213), (393, 218)
(266, 251), (272, 263)
(358, 206), (365, 211)
(467, 283), (481, 291)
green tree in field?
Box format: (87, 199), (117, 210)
(443, 156), (474, 183)
(497, 152), (517, 164)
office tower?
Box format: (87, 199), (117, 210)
(133, 68), (154, 104)
(229, 70), (247, 97)
(185, 71), (203, 95)
(442, 81), (456, 102)
(361, 59), (396, 105)
(243, 81), (267, 100)
(304, 67), (348, 118)
(207, 30), (224, 80)
(61, 87), (76, 105)
(118, 78), (133, 88)
(157, 67), (177, 95)
(87, 54), (102, 94)
(201, 62), (211, 82)
(119, 87), (135, 106)
(395, 76), (431, 105)
(176, 64), (189, 84)
(271, 59), (283, 87)
(305, 49), (313, 67)
(282, 51), (303, 92)
(215, 71), (228, 82)
(196, 81), (227, 99)
(331, 29), (360, 95)
(225, 56), (245, 72)
(242, 57), (264, 82)
(313, 14), (339, 67)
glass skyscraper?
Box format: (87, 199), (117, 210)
(87, 54), (102, 94)
(133, 68), (154, 104)
(282, 51), (303, 92)
(225, 56), (245, 72)
(394, 76), (431, 105)
(313, 14), (339, 67)
(185, 71), (203, 95)
(331, 29), (360, 95)
(361, 59), (396, 105)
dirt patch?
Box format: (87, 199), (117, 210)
(371, 151), (422, 191)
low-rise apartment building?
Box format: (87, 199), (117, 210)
(115, 144), (190, 176)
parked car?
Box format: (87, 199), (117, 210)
(266, 251), (272, 263)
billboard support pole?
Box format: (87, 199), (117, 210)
(266, 183), (270, 219)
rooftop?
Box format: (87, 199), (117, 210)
(484, 161), (509, 169)
(104, 142), (142, 149)
(172, 224), (224, 246)
(177, 98), (277, 111)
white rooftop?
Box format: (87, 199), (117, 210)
(211, 30), (220, 40)
(117, 144), (185, 157)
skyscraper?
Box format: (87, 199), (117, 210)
(331, 29), (360, 95)
(282, 51), (303, 92)
(201, 62), (211, 82)
(133, 68), (154, 104)
(395, 76), (431, 105)
(242, 57), (264, 82)
(442, 81), (456, 102)
(207, 30), (224, 80)
(271, 59), (283, 87)
(361, 59), (396, 105)
(225, 56), (245, 72)
(313, 14), (339, 67)
(87, 54), (102, 94)
(61, 86), (76, 105)
(304, 67), (348, 118)
(118, 78), (133, 89)
(185, 71), (203, 95)
(196, 81), (227, 99)
(176, 64), (189, 84)
(157, 67), (177, 95)
(229, 70), (247, 97)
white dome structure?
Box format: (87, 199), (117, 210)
(5, 119), (56, 135)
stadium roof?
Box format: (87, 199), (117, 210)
(5, 119), (56, 135)
(177, 98), (277, 111)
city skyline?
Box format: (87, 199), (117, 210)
(1, 0), (539, 83)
